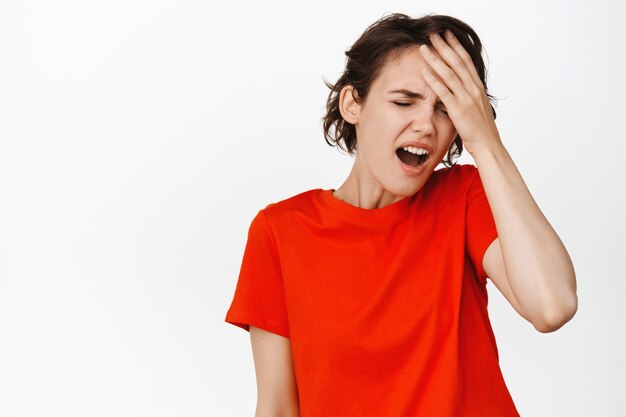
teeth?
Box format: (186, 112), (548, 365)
(402, 146), (429, 155)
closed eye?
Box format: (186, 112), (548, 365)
(393, 101), (449, 116)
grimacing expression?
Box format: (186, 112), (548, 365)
(342, 45), (458, 196)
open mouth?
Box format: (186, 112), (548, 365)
(396, 146), (430, 167)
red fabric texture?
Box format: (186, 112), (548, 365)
(225, 163), (520, 416)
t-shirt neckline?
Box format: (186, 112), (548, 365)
(316, 188), (419, 222)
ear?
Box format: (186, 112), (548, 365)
(338, 85), (362, 124)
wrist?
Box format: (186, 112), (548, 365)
(469, 140), (508, 165)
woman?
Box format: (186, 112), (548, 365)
(225, 12), (577, 417)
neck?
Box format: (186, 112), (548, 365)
(333, 160), (407, 209)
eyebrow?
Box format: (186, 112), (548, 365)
(387, 89), (445, 106)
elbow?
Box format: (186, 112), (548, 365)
(534, 294), (578, 333)
(255, 408), (299, 417)
(255, 411), (300, 417)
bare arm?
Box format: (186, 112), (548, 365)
(416, 29), (577, 332)
(250, 326), (300, 417)
(476, 144), (578, 332)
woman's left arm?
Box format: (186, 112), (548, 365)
(419, 30), (578, 332)
(474, 142), (578, 332)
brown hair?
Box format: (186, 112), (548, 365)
(321, 12), (498, 168)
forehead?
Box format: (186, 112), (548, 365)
(372, 46), (431, 94)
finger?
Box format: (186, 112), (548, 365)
(419, 42), (466, 100)
(441, 30), (484, 94)
(421, 66), (454, 105)
(429, 32), (478, 96)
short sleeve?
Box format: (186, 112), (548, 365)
(224, 209), (290, 339)
(465, 168), (499, 282)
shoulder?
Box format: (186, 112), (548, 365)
(432, 162), (477, 179)
(426, 163), (478, 193)
(258, 188), (322, 222)
(261, 188), (320, 213)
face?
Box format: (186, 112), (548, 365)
(340, 45), (458, 197)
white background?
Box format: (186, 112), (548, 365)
(0, 1), (624, 416)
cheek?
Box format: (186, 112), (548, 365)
(364, 110), (404, 140)
(440, 118), (456, 132)
(439, 120), (457, 142)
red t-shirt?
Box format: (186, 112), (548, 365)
(225, 163), (520, 416)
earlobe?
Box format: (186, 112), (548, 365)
(339, 85), (360, 124)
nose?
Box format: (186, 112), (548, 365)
(410, 103), (436, 136)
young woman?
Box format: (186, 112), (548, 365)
(225, 12), (577, 417)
